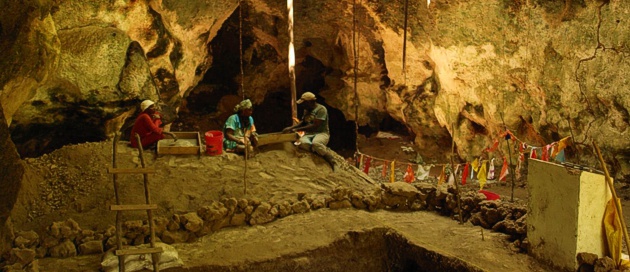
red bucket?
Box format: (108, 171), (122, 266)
(205, 130), (223, 156)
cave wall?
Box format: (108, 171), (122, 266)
(0, 103), (23, 259)
(0, 0), (628, 174)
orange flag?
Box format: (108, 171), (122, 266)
(551, 136), (571, 158)
(404, 164), (415, 183)
(499, 157), (509, 182)
(381, 161), (389, 178)
(486, 139), (499, 153)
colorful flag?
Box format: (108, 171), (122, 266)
(359, 154), (364, 168)
(500, 157), (509, 182)
(551, 136), (571, 158)
(381, 161), (389, 178)
(488, 158), (496, 180)
(389, 160), (396, 183)
(438, 165), (446, 185)
(541, 145), (549, 161)
(461, 163), (470, 185)
(478, 161), (487, 190)
(519, 142), (527, 153)
(404, 164), (415, 183)
(486, 139), (499, 153)
(363, 157), (372, 174)
(417, 165), (430, 180)
(471, 158), (479, 171)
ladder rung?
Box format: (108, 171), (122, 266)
(110, 204), (158, 211)
(108, 167), (156, 174)
(115, 247), (163, 256)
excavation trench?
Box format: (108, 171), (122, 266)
(180, 228), (481, 272)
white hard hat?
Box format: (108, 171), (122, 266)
(140, 100), (155, 112)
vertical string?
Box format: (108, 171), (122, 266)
(402, 0), (409, 85)
(353, 0), (360, 153)
(239, 0), (245, 100)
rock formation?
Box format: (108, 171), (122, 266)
(0, 0), (628, 177)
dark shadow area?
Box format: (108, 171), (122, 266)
(10, 106), (106, 158)
(190, 228), (481, 272)
(183, 5), (253, 115)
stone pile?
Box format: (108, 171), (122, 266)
(1, 182), (529, 271)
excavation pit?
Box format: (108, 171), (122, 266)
(185, 228), (481, 272)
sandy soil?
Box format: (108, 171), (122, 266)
(14, 132), (624, 271)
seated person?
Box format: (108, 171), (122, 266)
(130, 100), (177, 149)
(282, 91), (337, 171)
(223, 99), (258, 154)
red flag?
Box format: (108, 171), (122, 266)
(519, 142), (527, 152)
(363, 157), (372, 174)
(381, 161), (389, 178)
(541, 146), (549, 161)
(404, 164), (415, 183)
(461, 163), (470, 185)
(500, 157), (509, 182)
(486, 139), (499, 153)
(530, 148), (537, 159)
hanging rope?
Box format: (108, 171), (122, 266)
(239, 0), (248, 195)
(287, 0), (297, 123)
(353, 0), (360, 154)
(239, 0), (245, 100)
(402, 0), (409, 85)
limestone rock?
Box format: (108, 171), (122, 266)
(160, 231), (190, 245)
(577, 252), (598, 266)
(48, 239), (76, 258)
(48, 219), (81, 240)
(230, 213), (247, 226)
(381, 182), (419, 199)
(78, 240), (103, 255)
(181, 212), (204, 233)
(9, 248), (36, 266)
(249, 202), (276, 225)
(291, 200), (310, 214)
(13, 231), (39, 249)
(328, 200), (352, 210)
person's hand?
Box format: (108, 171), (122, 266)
(152, 114), (161, 119)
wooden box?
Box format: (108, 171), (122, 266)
(256, 132), (298, 146)
(157, 132), (202, 155)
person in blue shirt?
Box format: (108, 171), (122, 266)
(283, 92), (338, 171)
(223, 99), (258, 155)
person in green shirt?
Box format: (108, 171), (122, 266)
(283, 92), (338, 171)
(223, 99), (258, 155)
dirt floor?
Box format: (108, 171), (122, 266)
(11, 132), (627, 271)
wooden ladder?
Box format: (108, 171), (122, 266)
(109, 133), (162, 272)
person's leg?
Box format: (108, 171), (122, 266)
(141, 133), (165, 149)
(311, 133), (330, 156)
(298, 135), (315, 152)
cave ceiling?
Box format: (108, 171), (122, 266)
(0, 0), (628, 175)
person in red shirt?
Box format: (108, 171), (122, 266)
(130, 100), (177, 149)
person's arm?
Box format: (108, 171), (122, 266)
(163, 131), (178, 141)
(225, 128), (245, 144)
(140, 114), (163, 134)
(289, 119), (320, 133)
